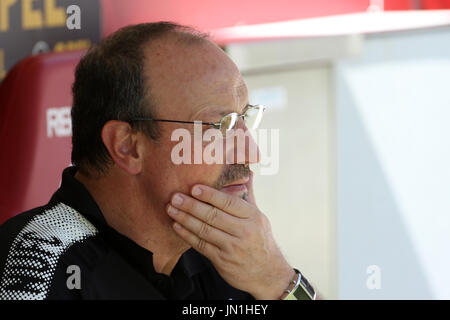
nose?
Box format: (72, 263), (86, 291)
(225, 120), (261, 165)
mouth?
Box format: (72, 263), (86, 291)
(220, 176), (250, 193)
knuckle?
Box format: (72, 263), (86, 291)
(218, 250), (233, 265)
(261, 214), (271, 229)
(218, 243), (235, 262)
(222, 237), (235, 251)
(223, 196), (235, 211)
(230, 240), (246, 257)
(206, 206), (219, 225)
(196, 238), (207, 252)
(255, 212), (268, 226)
(199, 222), (210, 237)
(217, 248), (228, 261)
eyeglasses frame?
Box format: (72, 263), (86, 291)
(129, 104), (266, 132)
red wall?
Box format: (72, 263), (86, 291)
(421, 0), (450, 9)
(101, 0), (450, 38)
(100, 0), (370, 37)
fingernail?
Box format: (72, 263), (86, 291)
(173, 222), (182, 229)
(192, 186), (202, 196)
(167, 205), (178, 215)
(172, 194), (183, 206)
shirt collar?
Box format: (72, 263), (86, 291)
(51, 166), (108, 228)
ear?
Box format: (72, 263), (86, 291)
(101, 120), (143, 175)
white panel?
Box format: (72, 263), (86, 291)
(336, 27), (450, 299)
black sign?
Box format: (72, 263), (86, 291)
(0, 0), (101, 80)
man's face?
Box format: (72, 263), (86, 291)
(139, 37), (259, 217)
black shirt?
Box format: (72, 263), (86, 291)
(0, 167), (254, 300)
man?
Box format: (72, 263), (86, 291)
(0, 22), (316, 300)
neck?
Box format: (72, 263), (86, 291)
(74, 168), (189, 276)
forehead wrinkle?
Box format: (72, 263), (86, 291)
(192, 95), (248, 120)
(232, 80), (248, 109)
(188, 77), (248, 121)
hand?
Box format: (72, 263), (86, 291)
(166, 181), (295, 299)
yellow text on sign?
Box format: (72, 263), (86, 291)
(0, 0), (66, 31)
(53, 39), (91, 52)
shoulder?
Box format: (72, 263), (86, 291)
(0, 202), (101, 300)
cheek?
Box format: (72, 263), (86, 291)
(147, 131), (226, 195)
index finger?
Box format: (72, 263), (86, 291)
(190, 184), (255, 218)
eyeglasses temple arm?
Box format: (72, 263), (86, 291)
(131, 118), (218, 126)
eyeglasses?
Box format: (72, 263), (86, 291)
(130, 104), (266, 135)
